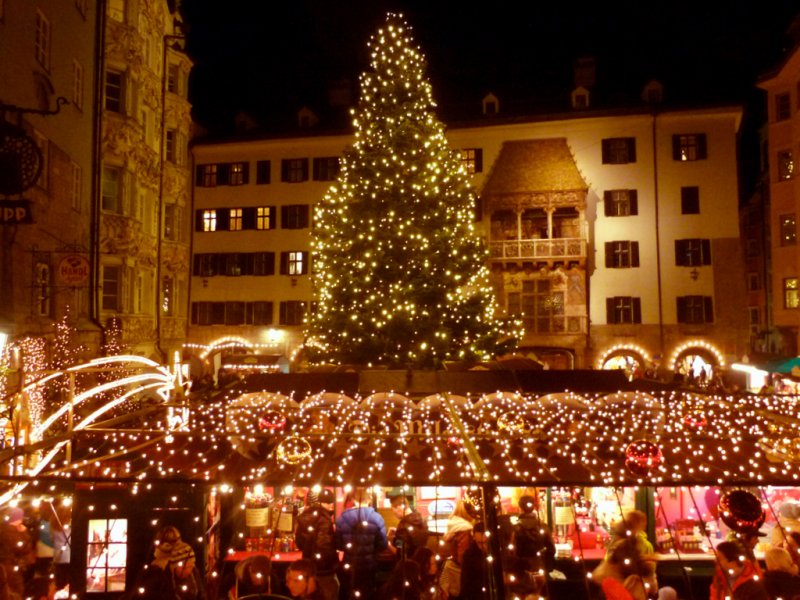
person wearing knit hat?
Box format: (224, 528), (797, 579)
(152, 526), (200, 600)
(295, 489), (338, 600)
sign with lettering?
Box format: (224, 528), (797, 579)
(58, 254), (90, 286)
(0, 200), (33, 224)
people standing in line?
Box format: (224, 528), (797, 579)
(411, 547), (443, 600)
(294, 488), (339, 600)
(389, 494), (429, 560)
(334, 487), (388, 600)
(709, 540), (767, 600)
(285, 559), (325, 600)
(763, 546), (800, 600)
(379, 559), (423, 600)
(458, 522), (490, 600)
(0, 507), (35, 598)
(511, 494), (554, 594)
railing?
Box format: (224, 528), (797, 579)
(488, 237), (586, 261)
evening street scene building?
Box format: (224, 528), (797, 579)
(1, 2), (800, 599)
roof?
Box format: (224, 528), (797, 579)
(481, 138), (588, 200)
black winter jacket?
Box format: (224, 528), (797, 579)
(295, 504), (339, 575)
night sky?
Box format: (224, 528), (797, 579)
(182, 0), (799, 137)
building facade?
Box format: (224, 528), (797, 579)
(189, 103), (750, 375)
(758, 43), (800, 356)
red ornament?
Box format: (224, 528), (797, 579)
(258, 410), (287, 432)
(719, 490), (766, 533)
(624, 440), (663, 477)
(683, 411), (708, 430)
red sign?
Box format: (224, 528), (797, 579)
(58, 254), (90, 286)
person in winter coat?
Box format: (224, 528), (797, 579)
(285, 559), (325, 600)
(379, 559), (423, 600)
(294, 489), (339, 600)
(459, 523), (490, 600)
(0, 507), (34, 597)
(763, 546), (800, 600)
(443, 501), (475, 567)
(512, 494), (555, 577)
(709, 541), (767, 600)
(335, 487), (388, 600)
(390, 494), (429, 560)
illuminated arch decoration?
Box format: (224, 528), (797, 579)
(184, 336), (285, 361)
(597, 343), (652, 375)
(668, 340), (726, 372)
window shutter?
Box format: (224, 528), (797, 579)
(192, 255), (201, 276)
(605, 242), (612, 268)
(630, 190), (638, 215)
(269, 206), (277, 229)
(633, 298), (642, 323)
(704, 296), (714, 323)
(676, 297), (687, 323)
(300, 205), (310, 228)
(280, 252), (288, 275)
(312, 158), (321, 181)
(217, 164), (229, 185)
(280, 205), (288, 228)
(702, 239), (711, 265)
(279, 301), (287, 325)
(257, 160), (271, 184)
(281, 160), (289, 182)
(242, 161), (250, 184)
(265, 252), (275, 275)
(674, 240), (684, 266)
(603, 191), (612, 216)
(301, 251), (310, 274)
(698, 134), (708, 159)
(194, 210), (204, 231)
(601, 139), (610, 163)
(301, 158), (309, 181)
(195, 165), (204, 186)
(243, 207), (255, 230)
(606, 298), (615, 324)
(627, 138), (636, 162)
(672, 136), (681, 160)
(217, 209), (230, 231)
(474, 149), (483, 173)
(631, 242), (640, 267)
(243, 253), (254, 275)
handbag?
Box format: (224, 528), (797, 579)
(438, 558), (461, 598)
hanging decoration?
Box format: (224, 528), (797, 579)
(258, 410), (287, 432)
(624, 440), (663, 477)
(275, 436), (312, 465)
(719, 489), (766, 533)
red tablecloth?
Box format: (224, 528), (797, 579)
(224, 550), (302, 563)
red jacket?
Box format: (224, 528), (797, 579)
(709, 560), (761, 600)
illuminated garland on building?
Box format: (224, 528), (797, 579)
(307, 12), (520, 367)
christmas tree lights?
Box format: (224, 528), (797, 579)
(308, 13), (519, 367)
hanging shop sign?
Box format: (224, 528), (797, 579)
(57, 254), (90, 286)
(0, 200), (34, 224)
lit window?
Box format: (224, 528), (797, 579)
(288, 252), (304, 275)
(86, 519), (127, 593)
(35, 10), (50, 70)
(229, 208), (243, 231)
(785, 278), (800, 309)
(460, 149), (483, 175)
(780, 214), (797, 245)
(229, 162), (246, 185)
(256, 207), (273, 230)
(202, 210), (217, 232)
(778, 150), (794, 180)
(672, 134), (707, 161)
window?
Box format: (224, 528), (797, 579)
(677, 296), (714, 324)
(201, 209), (216, 232)
(253, 252), (275, 276)
(747, 272), (760, 291)
(680, 186), (700, 214)
(281, 158), (309, 182)
(506, 279), (565, 334)
(35, 263), (51, 317)
(672, 134), (707, 161)
(165, 129), (177, 163)
(748, 306), (760, 332)
(780, 214), (797, 245)
(675, 239), (711, 266)
(776, 92), (791, 121)
(778, 150), (794, 180)
(229, 162), (248, 185)
(225, 302), (245, 325)
(281, 251), (309, 275)
(603, 190), (638, 216)
(164, 204), (179, 241)
(107, 0), (125, 21)
(256, 160), (271, 184)
(606, 296), (641, 324)
(256, 206), (274, 230)
(86, 518), (127, 593)
(313, 157), (340, 181)
(101, 166), (122, 213)
(601, 138), (636, 164)
(223, 254), (245, 276)
(104, 70), (124, 113)
(229, 208), (243, 231)
(72, 60), (84, 109)
(605, 241), (640, 268)
(33, 131), (48, 189)
(35, 11), (50, 70)
(785, 278), (800, 309)
(460, 149), (483, 174)
(101, 265), (121, 312)
(279, 301), (306, 325)
(71, 162), (81, 211)
(161, 276), (174, 315)
(745, 238), (760, 258)
(281, 205), (310, 229)
(193, 254), (217, 277)
(196, 164), (217, 187)
(250, 301), (273, 325)
(167, 64), (180, 95)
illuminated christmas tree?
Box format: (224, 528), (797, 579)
(308, 13), (518, 367)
